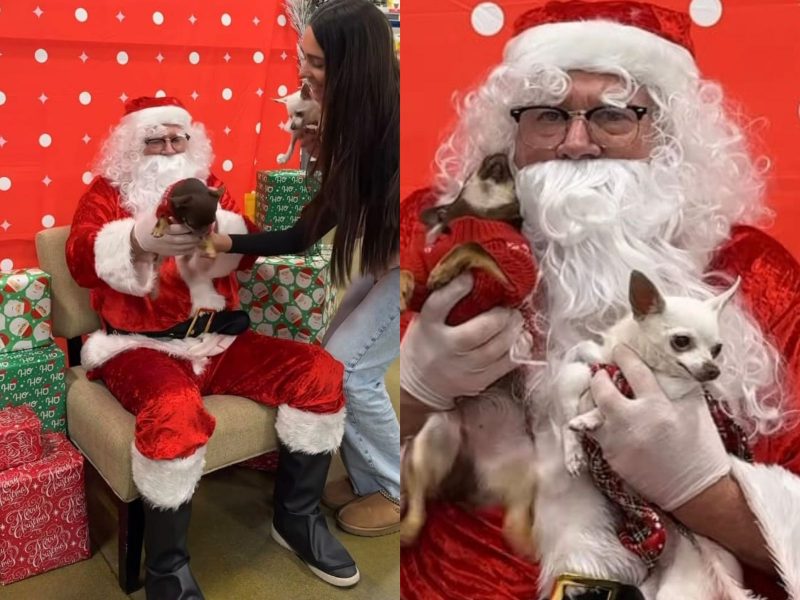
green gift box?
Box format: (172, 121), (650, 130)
(0, 268), (53, 354)
(0, 346), (66, 433)
(237, 246), (337, 344)
(255, 169), (322, 255)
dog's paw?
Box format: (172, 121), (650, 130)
(568, 409), (604, 433)
(565, 449), (587, 477)
(400, 270), (415, 312)
(276, 154), (289, 164)
(399, 515), (424, 547)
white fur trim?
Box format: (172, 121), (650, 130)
(731, 458), (800, 598)
(94, 218), (157, 296)
(81, 329), (234, 373)
(131, 443), (206, 509)
(505, 20), (699, 93)
(275, 405), (345, 454)
(123, 105), (192, 129)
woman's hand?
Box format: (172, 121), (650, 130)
(205, 231), (232, 256)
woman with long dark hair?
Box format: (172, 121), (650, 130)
(211, 0), (399, 587)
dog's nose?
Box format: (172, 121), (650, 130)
(698, 363), (720, 381)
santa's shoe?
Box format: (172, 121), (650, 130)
(322, 477), (358, 510)
(336, 491), (401, 537)
(143, 500), (204, 600)
(271, 444), (360, 587)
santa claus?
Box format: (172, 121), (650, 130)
(400, 2), (800, 599)
(66, 96), (360, 598)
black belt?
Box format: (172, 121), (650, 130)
(550, 573), (644, 600)
(104, 309), (250, 339)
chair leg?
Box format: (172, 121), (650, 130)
(118, 497), (145, 594)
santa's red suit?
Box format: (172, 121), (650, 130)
(400, 189), (800, 600)
(66, 119), (346, 512)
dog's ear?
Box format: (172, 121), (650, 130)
(706, 276), (741, 314)
(300, 83), (312, 100)
(209, 185), (225, 200)
(629, 270), (665, 321)
(419, 206), (446, 229)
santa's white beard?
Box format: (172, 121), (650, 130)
(120, 154), (205, 216)
(517, 159), (706, 350)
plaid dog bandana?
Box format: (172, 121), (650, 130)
(581, 363), (753, 569)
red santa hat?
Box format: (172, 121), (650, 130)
(505, 1), (698, 93)
(122, 96), (192, 129)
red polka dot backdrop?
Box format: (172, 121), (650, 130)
(401, 0), (800, 259)
(0, 1), (304, 270)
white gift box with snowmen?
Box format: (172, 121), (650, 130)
(236, 245), (337, 345)
(0, 268), (53, 354)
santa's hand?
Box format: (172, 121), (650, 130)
(588, 344), (731, 511)
(399, 272), (525, 410)
(132, 212), (200, 257)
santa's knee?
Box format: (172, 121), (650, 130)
(275, 404), (346, 455)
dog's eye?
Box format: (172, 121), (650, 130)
(670, 335), (693, 351)
(296, 111), (304, 117)
(710, 343), (723, 358)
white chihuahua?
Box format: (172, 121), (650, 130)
(275, 83), (321, 164)
(535, 271), (762, 600)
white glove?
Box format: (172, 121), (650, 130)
(400, 273), (525, 410)
(132, 212), (201, 257)
(587, 344), (731, 511)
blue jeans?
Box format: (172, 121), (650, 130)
(323, 267), (400, 500)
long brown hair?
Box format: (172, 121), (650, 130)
(305, 0), (399, 286)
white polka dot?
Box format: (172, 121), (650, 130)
(277, 14), (287, 27)
(253, 51), (265, 64)
(222, 88), (233, 101)
(81, 171), (93, 185)
(74, 8), (88, 22)
(34, 49), (48, 63)
(255, 122), (261, 134)
(152, 11), (164, 25)
(155, 90), (166, 98)
(41, 215), (55, 228)
(222, 160), (233, 172)
(116, 51), (128, 65)
(221, 13), (232, 27)
(189, 51), (200, 65)
(689, 0), (723, 27)
(39, 133), (52, 148)
(78, 91), (91, 105)
(0, 259), (13, 272)
(0, 91), (5, 106)
(470, 2), (504, 37)
(0, 177), (10, 192)
(277, 85), (288, 97)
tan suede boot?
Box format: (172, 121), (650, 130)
(336, 491), (400, 537)
(322, 478), (358, 510)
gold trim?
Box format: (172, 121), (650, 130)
(185, 309), (216, 338)
(550, 573), (621, 600)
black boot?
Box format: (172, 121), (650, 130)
(271, 444), (360, 587)
(143, 500), (204, 600)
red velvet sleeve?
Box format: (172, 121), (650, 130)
(710, 224), (800, 599)
(65, 177), (122, 290)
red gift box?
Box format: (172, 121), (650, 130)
(0, 405), (43, 472)
(0, 434), (90, 585)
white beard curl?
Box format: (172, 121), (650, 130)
(516, 159), (785, 435)
(120, 154), (206, 216)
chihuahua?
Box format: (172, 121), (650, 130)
(536, 271), (758, 599)
(275, 83), (321, 165)
(400, 153), (521, 312)
(400, 155), (537, 558)
(152, 178), (222, 258)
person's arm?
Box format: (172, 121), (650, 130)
(212, 209), (334, 257)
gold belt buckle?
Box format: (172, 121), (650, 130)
(185, 309), (216, 338)
(550, 573), (621, 600)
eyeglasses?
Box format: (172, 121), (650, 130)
(509, 105), (648, 150)
(144, 134), (191, 152)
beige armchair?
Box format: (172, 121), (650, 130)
(35, 226), (278, 593)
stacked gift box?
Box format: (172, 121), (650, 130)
(0, 269), (66, 434)
(238, 170), (339, 471)
(239, 170), (338, 345)
(0, 405), (90, 584)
